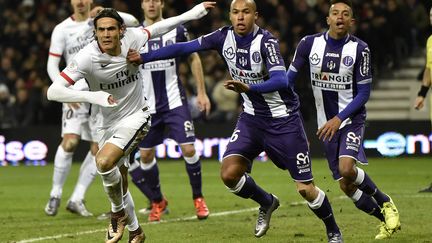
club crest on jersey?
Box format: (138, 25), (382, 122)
(343, 56), (354, 67)
(327, 60), (336, 70)
(165, 40), (174, 46)
(224, 47), (235, 60)
(252, 51), (261, 63)
(239, 56), (248, 67)
(310, 53), (320, 65)
(150, 42), (160, 51)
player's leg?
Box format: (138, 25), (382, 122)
(98, 108), (151, 243)
(221, 115), (275, 237)
(139, 148), (168, 222)
(338, 124), (400, 232)
(167, 105), (209, 219)
(120, 165), (145, 243)
(266, 112), (342, 242)
(66, 142), (99, 217)
(179, 143), (209, 220)
(128, 152), (153, 215)
(45, 133), (80, 216)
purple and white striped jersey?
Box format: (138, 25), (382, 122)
(200, 25), (299, 118)
(289, 32), (372, 129)
(139, 24), (189, 114)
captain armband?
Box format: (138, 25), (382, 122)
(417, 85), (430, 98)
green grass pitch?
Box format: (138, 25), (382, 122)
(0, 157), (431, 242)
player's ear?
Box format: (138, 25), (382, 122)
(326, 16), (330, 26)
(119, 24), (126, 39)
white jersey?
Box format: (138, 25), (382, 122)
(60, 27), (150, 129)
(139, 25), (189, 114)
(49, 16), (94, 91)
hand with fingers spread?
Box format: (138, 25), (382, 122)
(316, 116), (341, 142)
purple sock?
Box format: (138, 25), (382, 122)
(354, 192), (385, 221)
(142, 162), (163, 202)
(234, 174), (272, 208)
(309, 194), (340, 234)
(185, 161), (203, 199)
(129, 166), (153, 201)
(356, 169), (390, 207)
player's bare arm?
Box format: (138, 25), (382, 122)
(414, 67), (431, 110)
(189, 53), (211, 116)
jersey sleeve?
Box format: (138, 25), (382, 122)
(60, 49), (91, 85)
(426, 36), (432, 69)
(48, 25), (65, 57)
(261, 34), (286, 72)
(290, 36), (311, 71)
(197, 27), (226, 50)
(130, 27), (151, 49)
(354, 45), (372, 85)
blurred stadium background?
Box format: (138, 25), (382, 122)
(1, 0), (431, 163)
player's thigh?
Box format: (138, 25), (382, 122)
(264, 115), (313, 182)
(139, 113), (164, 149)
(165, 105), (196, 144)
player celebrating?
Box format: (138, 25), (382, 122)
(286, 0), (400, 239)
(127, 0), (343, 242)
(47, 3), (215, 243)
(45, 0), (139, 217)
(128, 0), (211, 222)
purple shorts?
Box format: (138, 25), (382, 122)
(139, 104), (195, 148)
(223, 112), (313, 182)
(323, 121), (368, 180)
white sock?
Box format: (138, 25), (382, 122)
(50, 145), (73, 198)
(140, 157), (156, 170)
(184, 153), (199, 164)
(70, 151), (97, 202)
(123, 191), (139, 231)
(98, 166), (124, 213)
(307, 187), (325, 209)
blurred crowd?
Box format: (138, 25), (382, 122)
(1, 0), (431, 129)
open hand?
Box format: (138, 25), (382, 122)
(223, 80), (249, 93)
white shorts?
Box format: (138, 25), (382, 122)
(61, 103), (93, 141)
(99, 107), (151, 167)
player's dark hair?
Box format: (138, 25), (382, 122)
(93, 8), (124, 28)
(330, 0), (353, 8)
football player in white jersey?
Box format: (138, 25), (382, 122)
(47, 3), (215, 243)
(128, 0), (211, 222)
(44, 0), (140, 217)
(287, 0), (400, 240)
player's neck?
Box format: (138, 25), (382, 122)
(144, 17), (162, 26)
(328, 30), (347, 40)
(73, 12), (89, 22)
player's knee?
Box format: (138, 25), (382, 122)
(220, 166), (240, 187)
(61, 137), (79, 152)
(181, 146), (196, 157)
(139, 149), (154, 163)
(339, 166), (356, 179)
(339, 180), (356, 196)
(95, 155), (115, 172)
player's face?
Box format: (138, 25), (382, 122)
(142, 0), (164, 21)
(327, 3), (354, 39)
(230, 0), (258, 36)
(71, 0), (92, 15)
(95, 17), (122, 55)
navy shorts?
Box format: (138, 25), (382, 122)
(323, 121), (368, 180)
(223, 112), (313, 182)
(139, 104), (195, 148)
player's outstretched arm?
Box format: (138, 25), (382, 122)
(47, 76), (117, 107)
(145, 2), (215, 39)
